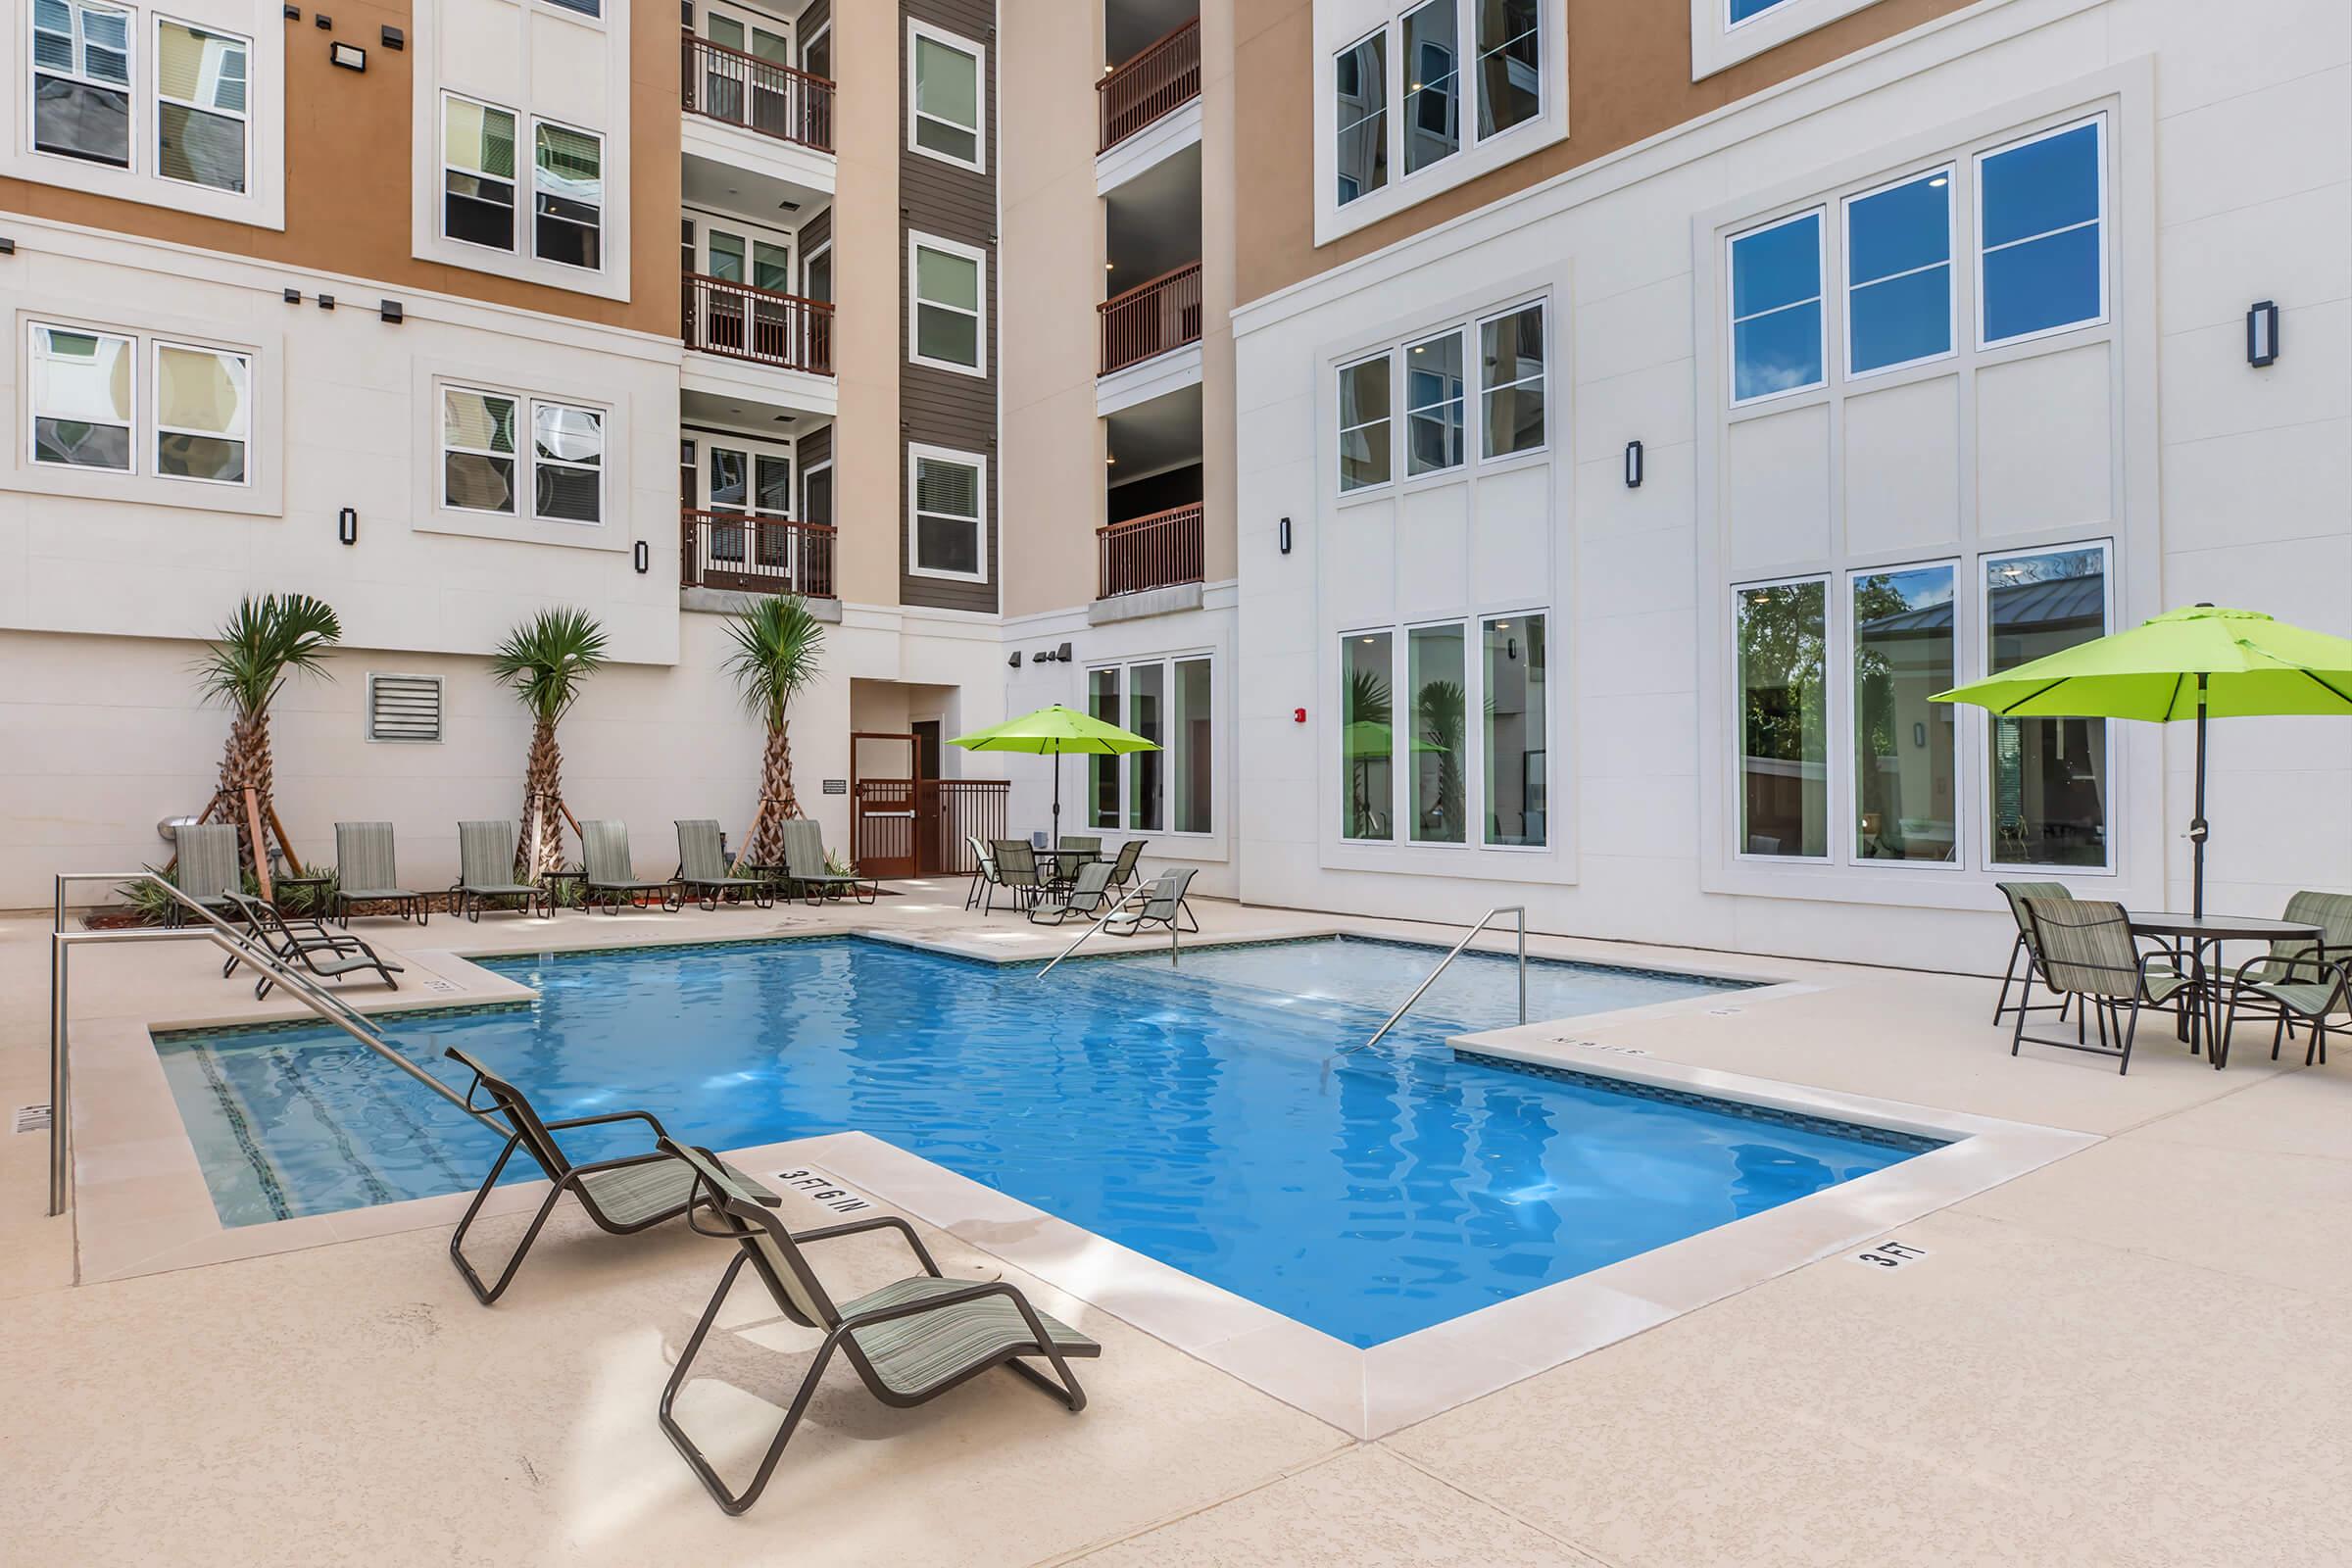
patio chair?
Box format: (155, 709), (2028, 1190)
(1992, 880), (2076, 1025)
(1103, 839), (1145, 893)
(1057, 835), (1102, 858)
(987, 839), (1043, 912)
(676, 819), (771, 911)
(2013, 898), (2188, 1075)
(581, 819), (678, 913)
(168, 821), (243, 925)
(443, 1047), (772, 1305)
(220, 889), (403, 1000)
(779, 818), (877, 906)
(2225, 890), (2352, 1066)
(963, 834), (1000, 911)
(1106, 867), (1200, 938)
(1028, 860), (1116, 926)
(333, 821), (428, 926)
(656, 1138), (1096, 1515)
(454, 820), (550, 921)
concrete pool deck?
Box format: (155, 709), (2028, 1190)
(4, 886), (2351, 1564)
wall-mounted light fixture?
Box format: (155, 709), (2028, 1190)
(378, 300), (403, 323)
(2246, 301), (2279, 367)
(632, 540), (650, 573)
(1278, 515), (1292, 555)
(336, 507), (358, 546)
(1007, 650), (1023, 667)
(1624, 440), (1644, 489)
(0, 237), (16, 256)
(317, 294), (335, 311)
(1054, 641), (1072, 662)
(379, 24), (403, 49)
(282, 287), (300, 304)
(329, 40), (365, 70)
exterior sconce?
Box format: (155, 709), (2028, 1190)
(2246, 301), (2279, 367)
(632, 540), (650, 573)
(329, 41), (366, 71)
(336, 507), (358, 546)
(1278, 515), (1292, 555)
(1624, 440), (1644, 489)
(1008, 651), (1023, 668)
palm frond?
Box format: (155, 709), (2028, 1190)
(489, 607), (609, 725)
(192, 594), (343, 716)
(723, 595), (826, 729)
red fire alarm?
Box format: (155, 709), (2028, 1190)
(1293, 707), (1307, 723)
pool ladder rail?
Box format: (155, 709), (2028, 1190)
(1035, 879), (1181, 980)
(1345, 905), (1529, 1059)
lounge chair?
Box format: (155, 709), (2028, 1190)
(676, 819), (771, 911)
(443, 1047), (772, 1305)
(1028, 860), (1116, 925)
(1103, 839), (1145, 893)
(780, 818), (877, 906)
(1106, 867), (1200, 937)
(168, 821), (243, 924)
(656, 1138), (1096, 1515)
(453, 819), (550, 921)
(581, 819), (678, 913)
(333, 821), (428, 926)
(986, 839), (1043, 912)
(963, 834), (1000, 911)
(2225, 890), (2352, 1066)
(2013, 898), (2187, 1075)
(220, 890), (403, 999)
(1992, 880), (2075, 1024)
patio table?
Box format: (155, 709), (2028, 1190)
(2127, 910), (2322, 1068)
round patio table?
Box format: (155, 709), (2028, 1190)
(2127, 911), (2321, 1068)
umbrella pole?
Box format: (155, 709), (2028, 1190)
(1052, 747), (1062, 853)
(2190, 672), (2209, 919)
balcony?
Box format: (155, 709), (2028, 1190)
(1099, 261), (1201, 376)
(682, 272), (833, 376)
(1098, 18), (1200, 153)
(680, 511), (837, 599)
(1097, 503), (1202, 600)
(681, 32), (833, 153)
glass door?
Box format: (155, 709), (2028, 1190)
(701, 440), (796, 581)
(702, 4), (795, 135)
(694, 218), (794, 358)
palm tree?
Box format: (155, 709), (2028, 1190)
(722, 594), (825, 867)
(194, 594), (342, 872)
(489, 608), (608, 876)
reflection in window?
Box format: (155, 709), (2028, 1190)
(444, 96), (518, 251)
(1403, 329), (1464, 475)
(1730, 212), (1823, 402)
(156, 21), (248, 192)
(1729, 0), (1792, 22)
(1473, 0), (1539, 137)
(1089, 666), (1121, 829)
(1172, 657), (1212, 835)
(155, 342), (249, 482)
(1408, 623), (1467, 844)
(1400, 1), (1456, 175)
(1338, 354), (1392, 491)
(29, 323), (133, 470)
(1479, 303), (1544, 457)
(912, 242), (982, 368)
(1128, 662), (1165, 833)
(1980, 120), (2103, 345)
(1737, 579), (1828, 858)
(1342, 632), (1395, 840)
(1334, 31), (1387, 205)
(532, 401), (602, 522)
(443, 386), (518, 512)
(1484, 614), (1545, 846)
(1853, 566), (1955, 862)
(912, 31), (981, 166)
(1847, 171), (1951, 375)
(32, 0), (131, 167)
(533, 122), (603, 270)
(1987, 546), (2108, 866)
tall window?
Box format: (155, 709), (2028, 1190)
(1127, 662), (1165, 831)
(1337, 353), (1392, 491)
(532, 122), (603, 270)
(1736, 579), (1828, 858)
(1473, 0), (1539, 137)
(1845, 170), (1951, 375)
(909, 24), (982, 170)
(1729, 211), (1824, 404)
(1400, 1), (1456, 175)
(1089, 658), (1212, 835)
(1089, 667), (1121, 829)
(1987, 545), (2108, 866)
(910, 237), (984, 374)
(29, 323), (133, 470)
(1853, 565), (1955, 863)
(1342, 616), (1551, 850)
(1978, 119), (2105, 346)
(155, 20), (247, 191)
(909, 447), (985, 579)
(531, 401), (602, 522)
(1407, 623), (1467, 843)
(1333, 30), (1387, 205)
(154, 341), (249, 483)
(31, 0), (132, 166)
(442, 387), (517, 512)
(1403, 328), (1464, 475)
(1172, 657), (1212, 835)
(443, 96), (517, 251)
(1478, 302), (1544, 457)
(1342, 632), (1396, 840)
(804, 243), (833, 304)
(1484, 613), (1545, 847)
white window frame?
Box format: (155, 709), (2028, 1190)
(151, 336), (251, 486)
(1476, 297), (1548, 462)
(1468, 0), (1541, 144)
(1976, 539), (2114, 875)
(1691, 0), (1883, 80)
(528, 397), (604, 526)
(1335, 347), (1394, 495)
(1729, 574), (1833, 864)
(801, 236), (832, 302)
(800, 455), (832, 524)
(1842, 557), (1964, 873)
(1725, 0), (1795, 29)
(28, 0), (135, 172)
(151, 14), (249, 194)
(26, 319), (138, 474)
(439, 90), (518, 254)
(906, 17), (984, 173)
(1087, 653), (1216, 838)
(528, 114), (605, 273)
(1478, 611), (1550, 851)
(906, 442), (988, 583)
(906, 231), (988, 378)
(1337, 289), (1552, 501)
(1401, 325), (1466, 478)
(1840, 165), (1957, 382)
(1725, 208), (1828, 409)
(1975, 116), (2109, 352)
(439, 382), (521, 515)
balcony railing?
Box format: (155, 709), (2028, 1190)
(681, 272), (834, 375)
(680, 511), (837, 599)
(1099, 261), (1201, 375)
(1098, 18), (1200, 152)
(681, 31), (834, 153)
(1097, 504), (1203, 599)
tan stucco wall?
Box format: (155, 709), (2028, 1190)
(1198, 0), (1238, 588)
(826, 0), (906, 610)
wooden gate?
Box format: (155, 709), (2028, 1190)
(852, 731), (917, 878)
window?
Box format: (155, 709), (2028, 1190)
(1986, 545), (2108, 866)
(1171, 657), (1211, 834)
(155, 20), (247, 192)
(440, 386), (604, 522)
(1128, 662), (1165, 831)
(1729, 0), (1789, 22)
(442, 386), (518, 513)
(1478, 302), (1544, 457)
(909, 24), (982, 170)
(532, 122), (603, 270)
(1729, 211), (1824, 404)
(29, 323), (133, 471)
(1845, 170), (1952, 375)
(542, 0), (600, 16)
(1089, 657), (1214, 835)
(1400, 1), (1456, 175)
(1341, 632), (1395, 840)
(1736, 579), (1828, 858)
(1484, 613), (1545, 846)
(1408, 623), (1467, 843)
(1334, 30), (1387, 205)
(443, 95), (517, 251)
(154, 341), (249, 482)
(804, 242), (832, 304)
(909, 446), (985, 579)
(1473, 0), (1539, 137)
(1337, 353), (1392, 491)
(1979, 119), (2104, 346)
(909, 236), (984, 374)
(1403, 329), (1464, 475)
(531, 401), (602, 522)
(803, 462), (832, 527)
(1089, 667), (1121, 828)
(1852, 565), (1955, 863)
(31, 0), (131, 167)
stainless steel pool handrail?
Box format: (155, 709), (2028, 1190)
(1349, 906), (1528, 1057)
(1035, 880), (1177, 978)
(47, 871), (481, 1217)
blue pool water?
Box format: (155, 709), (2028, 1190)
(156, 936), (1939, 1347)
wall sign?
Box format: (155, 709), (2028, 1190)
(822, 778), (849, 795)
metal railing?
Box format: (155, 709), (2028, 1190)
(1098, 17), (1201, 151)
(680, 272), (834, 375)
(1099, 261), (1202, 374)
(1036, 880), (1179, 977)
(47, 872), (486, 1217)
(681, 31), (834, 152)
(1098, 503), (1204, 599)
(679, 510), (838, 599)
(1350, 906), (1528, 1057)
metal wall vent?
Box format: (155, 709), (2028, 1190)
(14, 1103), (52, 1135)
(367, 674), (444, 743)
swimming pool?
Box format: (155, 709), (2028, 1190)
(156, 935), (1940, 1347)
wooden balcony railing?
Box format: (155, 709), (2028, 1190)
(680, 511), (837, 599)
(1098, 18), (1200, 151)
(681, 272), (834, 375)
(681, 31), (834, 152)
(1099, 261), (1201, 375)
(1097, 503), (1203, 599)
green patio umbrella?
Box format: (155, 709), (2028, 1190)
(950, 704), (1158, 850)
(1933, 604), (2352, 915)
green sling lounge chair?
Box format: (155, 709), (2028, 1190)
(1103, 838), (1146, 893)
(675, 818), (771, 911)
(963, 834), (1000, 910)
(454, 819), (550, 921)
(168, 821), (243, 925)
(2225, 890), (2352, 1067)
(780, 818), (876, 906)
(581, 819), (678, 913)
(221, 890), (403, 999)
(657, 1138), (1096, 1515)
(1992, 880), (2076, 1025)
(1107, 867), (1200, 937)
(986, 839), (1043, 913)
(1028, 859), (1115, 925)
(443, 1047), (772, 1305)
(333, 820), (428, 926)
(2014, 898), (2188, 1075)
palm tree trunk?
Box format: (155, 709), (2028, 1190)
(519, 717), (566, 875)
(218, 709), (271, 872)
(747, 719), (798, 865)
